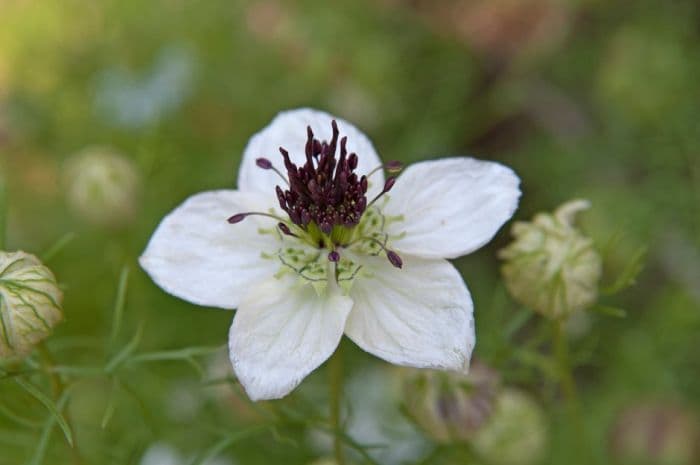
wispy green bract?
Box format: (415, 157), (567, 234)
(15, 378), (73, 448)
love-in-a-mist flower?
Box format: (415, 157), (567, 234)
(140, 109), (520, 400)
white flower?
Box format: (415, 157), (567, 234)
(140, 108), (520, 400)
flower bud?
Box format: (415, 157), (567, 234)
(471, 389), (548, 465)
(609, 403), (700, 465)
(499, 199), (602, 319)
(401, 362), (500, 443)
(0, 251), (63, 358)
(63, 147), (141, 228)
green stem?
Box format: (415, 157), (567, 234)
(329, 345), (345, 465)
(552, 320), (586, 451)
(553, 321), (577, 403)
(38, 343), (83, 465)
(0, 174), (7, 250)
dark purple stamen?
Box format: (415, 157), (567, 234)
(387, 250), (403, 269)
(276, 120), (368, 231)
(383, 177), (396, 193)
(227, 211), (284, 224)
(278, 222), (297, 237)
(328, 250), (340, 262)
(227, 213), (248, 224)
(367, 176), (397, 209)
(256, 158), (273, 169)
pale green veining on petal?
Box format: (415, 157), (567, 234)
(256, 197), (408, 294)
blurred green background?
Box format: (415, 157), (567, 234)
(1, 0), (699, 464)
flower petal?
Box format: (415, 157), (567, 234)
(229, 275), (353, 400)
(345, 255), (474, 371)
(238, 108), (385, 197)
(384, 157), (521, 259)
(139, 190), (279, 309)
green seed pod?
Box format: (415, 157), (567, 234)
(499, 199), (602, 319)
(64, 147), (141, 228)
(401, 362), (500, 443)
(471, 389), (548, 465)
(0, 251), (63, 358)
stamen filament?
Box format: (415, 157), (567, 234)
(227, 212), (288, 224)
(366, 161), (403, 179)
(349, 235), (402, 269)
(367, 177), (397, 209)
(256, 157), (290, 186)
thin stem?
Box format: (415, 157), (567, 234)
(552, 320), (586, 453)
(553, 321), (577, 403)
(38, 343), (83, 465)
(0, 174), (6, 250)
(271, 166), (290, 186)
(329, 345), (345, 465)
(365, 165), (382, 179)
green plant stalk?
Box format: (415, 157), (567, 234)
(552, 320), (586, 453)
(329, 345), (345, 465)
(0, 175), (6, 250)
(38, 343), (83, 465)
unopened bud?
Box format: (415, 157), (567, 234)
(499, 199), (602, 319)
(609, 403), (700, 465)
(401, 362), (500, 443)
(471, 389), (548, 465)
(64, 147), (141, 228)
(0, 251), (63, 359)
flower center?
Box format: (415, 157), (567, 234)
(278, 121), (367, 235)
(229, 120), (404, 272)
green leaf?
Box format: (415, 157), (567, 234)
(109, 265), (130, 346)
(0, 402), (43, 428)
(104, 324), (143, 374)
(127, 345), (223, 365)
(602, 245), (648, 295)
(504, 308), (534, 339)
(41, 232), (76, 263)
(591, 305), (627, 318)
(26, 389), (71, 465)
(15, 378), (73, 447)
(187, 425), (268, 465)
(513, 348), (559, 381)
(100, 377), (119, 429)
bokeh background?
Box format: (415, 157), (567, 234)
(1, 0), (699, 464)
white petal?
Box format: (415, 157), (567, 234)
(229, 275), (353, 400)
(238, 108), (385, 197)
(139, 190), (279, 309)
(384, 157), (521, 259)
(345, 255), (474, 371)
